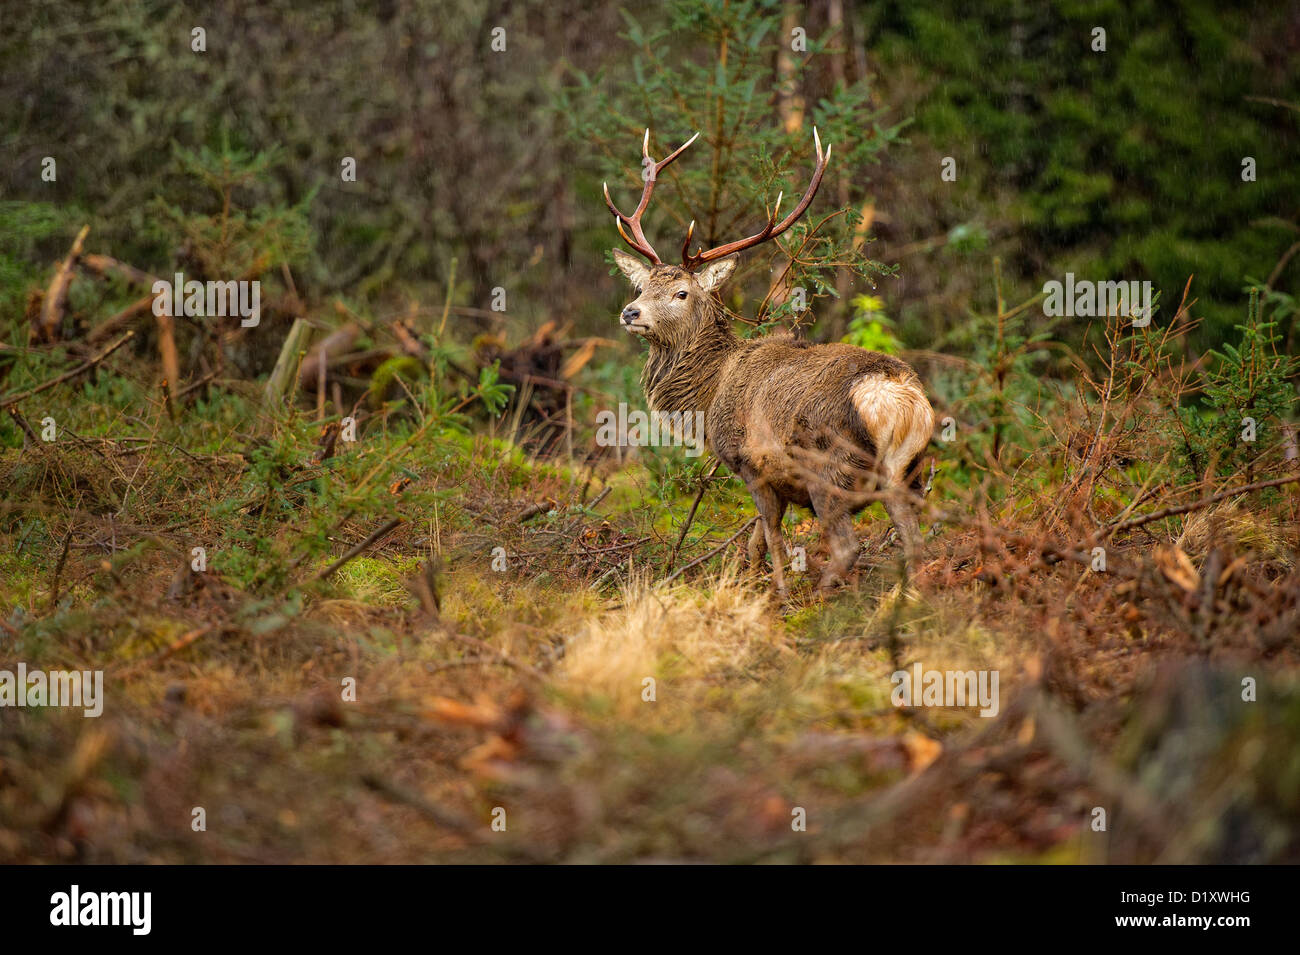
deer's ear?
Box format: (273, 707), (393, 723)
(612, 250), (651, 288)
(696, 255), (737, 292)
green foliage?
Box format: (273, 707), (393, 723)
(561, 0), (902, 329)
(1248, 277), (1297, 332)
(945, 222), (990, 256)
(0, 202), (78, 314)
(474, 362), (514, 416)
(150, 142), (312, 280)
(842, 294), (902, 354)
(932, 261), (1061, 485)
(4, 0), (1296, 359)
(1177, 288), (1299, 480)
(871, 0), (1300, 351)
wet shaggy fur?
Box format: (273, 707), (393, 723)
(614, 251), (935, 592)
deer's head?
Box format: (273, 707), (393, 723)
(612, 253), (735, 346)
(605, 127), (830, 349)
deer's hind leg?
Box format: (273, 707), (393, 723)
(881, 453), (927, 564)
(808, 484), (860, 591)
(883, 491), (922, 564)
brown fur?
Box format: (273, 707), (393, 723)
(614, 250), (935, 593)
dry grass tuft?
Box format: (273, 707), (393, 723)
(558, 567), (781, 721)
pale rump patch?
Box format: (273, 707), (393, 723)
(849, 374), (935, 482)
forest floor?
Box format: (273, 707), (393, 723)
(3, 364), (1298, 865)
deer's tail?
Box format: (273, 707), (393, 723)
(849, 373), (935, 484)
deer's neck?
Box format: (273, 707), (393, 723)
(641, 304), (740, 415)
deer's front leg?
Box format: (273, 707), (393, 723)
(744, 478), (788, 595)
(746, 497), (787, 572)
(746, 520), (767, 570)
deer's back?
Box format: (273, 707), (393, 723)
(709, 339), (928, 506)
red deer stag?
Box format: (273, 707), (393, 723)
(606, 129), (935, 594)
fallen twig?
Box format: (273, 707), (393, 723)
(7, 407), (40, 444)
(513, 499), (557, 524)
(303, 517), (404, 586)
(175, 368), (219, 401)
(660, 517), (757, 586)
(49, 527), (73, 610)
(78, 253), (159, 289)
(154, 307), (181, 397)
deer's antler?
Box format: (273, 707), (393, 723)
(681, 127), (831, 269)
(604, 129), (700, 265)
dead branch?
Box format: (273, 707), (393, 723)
(300, 323), (361, 391)
(263, 317), (315, 408)
(0, 330), (135, 410)
(175, 368), (219, 401)
(1105, 473), (1300, 539)
(514, 499), (558, 523)
(388, 319), (426, 358)
(49, 527), (73, 609)
(666, 458), (721, 572)
(7, 407), (40, 445)
(79, 254), (160, 289)
(35, 225), (90, 343)
(154, 307), (181, 395)
(85, 293), (160, 344)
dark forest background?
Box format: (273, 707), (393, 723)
(4, 0), (1297, 360)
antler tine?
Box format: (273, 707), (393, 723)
(605, 129), (700, 265)
(683, 127), (832, 269)
(680, 219), (697, 266)
(604, 180), (657, 262)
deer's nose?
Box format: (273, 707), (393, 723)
(621, 305), (640, 324)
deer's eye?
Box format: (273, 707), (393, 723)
(634, 287), (642, 296)
(676, 290), (689, 299)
